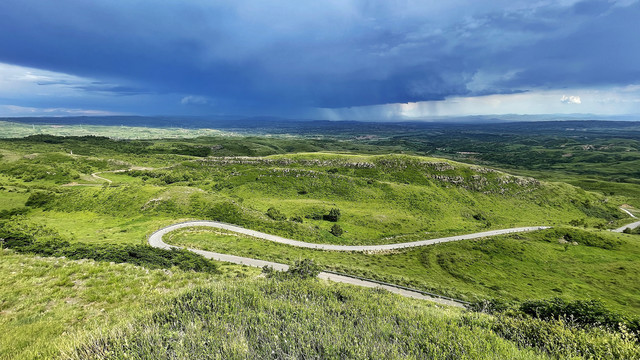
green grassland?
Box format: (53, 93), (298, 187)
(1, 132), (640, 359)
(67, 279), (640, 360)
(3, 148), (624, 246)
(6, 250), (637, 360)
(0, 250), (255, 359)
(165, 226), (640, 314)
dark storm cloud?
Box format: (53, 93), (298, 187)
(0, 0), (638, 113)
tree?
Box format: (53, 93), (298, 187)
(330, 224), (343, 237)
(323, 208), (341, 222)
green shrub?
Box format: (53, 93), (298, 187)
(493, 315), (640, 359)
(1, 232), (219, 274)
(288, 259), (321, 279)
(0, 207), (29, 219)
(305, 213), (323, 220)
(330, 224), (344, 237)
(266, 207), (287, 221)
(542, 227), (622, 250)
(262, 259), (321, 280)
(25, 191), (56, 207)
(469, 298), (513, 314)
(323, 207), (341, 222)
(519, 298), (622, 329)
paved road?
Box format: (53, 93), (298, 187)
(149, 221), (550, 252)
(613, 208), (640, 233)
(148, 222), (550, 308)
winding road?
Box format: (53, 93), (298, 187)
(148, 221), (550, 308)
(614, 208), (640, 233)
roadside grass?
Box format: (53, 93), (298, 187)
(0, 250), (254, 360)
(68, 279), (640, 360)
(68, 279), (541, 360)
(165, 227), (640, 315)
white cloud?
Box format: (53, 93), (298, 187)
(560, 95), (582, 104)
(0, 105), (122, 117)
(180, 95), (213, 106)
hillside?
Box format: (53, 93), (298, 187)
(1, 135), (639, 359)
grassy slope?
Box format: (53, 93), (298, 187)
(0, 249), (546, 360)
(69, 279), (549, 360)
(16, 152), (623, 247)
(165, 227), (640, 314)
(0, 250), (253, 360)
(1, 134), (639, 358)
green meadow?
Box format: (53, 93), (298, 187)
(1, 131), (639, 359)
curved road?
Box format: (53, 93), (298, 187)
(613, 208), (640, 233)
(150, 221), (550, 252)
(149, 222), (550, 308)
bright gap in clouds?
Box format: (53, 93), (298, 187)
(317, 87), (640, 121)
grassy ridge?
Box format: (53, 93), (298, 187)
(19, 152), (623, 246)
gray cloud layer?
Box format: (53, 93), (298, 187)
(0, 0), (638, 114)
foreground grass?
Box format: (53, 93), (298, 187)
(166, 227), (640, 314)
(0, 250), (252, 360)
(69, 279), (640, 360)
(69, 279), (545, 360)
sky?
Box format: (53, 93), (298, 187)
(0, 0), (639, 120)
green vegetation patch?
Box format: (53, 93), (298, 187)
(165, 227), (640, 314)
(0, 251), (242, 360)
(69, 279), (640, 360)
(0, 221), (219, 274)
(69, 280), (538, 360)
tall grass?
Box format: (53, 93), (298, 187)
(69, 280), (547, 360)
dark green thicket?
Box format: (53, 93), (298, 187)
(471, 297), (640, 345)
(0, 207), (29, 219)
(25, 191), (57, 207)
(323, 207), (341, 222)
(262, 258), (321, 280)
(265, 207), (287, 221)
(330, 224), (344, 237)
(521, 298), (618, 325)
(623, 227), (640, 235)
(0, 229), (218, 273)
(536, 227), (622, 249)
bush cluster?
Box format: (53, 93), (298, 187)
(0, 207), (29, 219)
(520, 298), (639, 335)
(262, 258), (321, 280)
(471, 297), (640, 344)
(266, 207), (287, 221)
(541, 227), (622, 249)
(1, 233), (219, 274)
(323, 208), (341, 222)
(330, 224), (344, 237)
